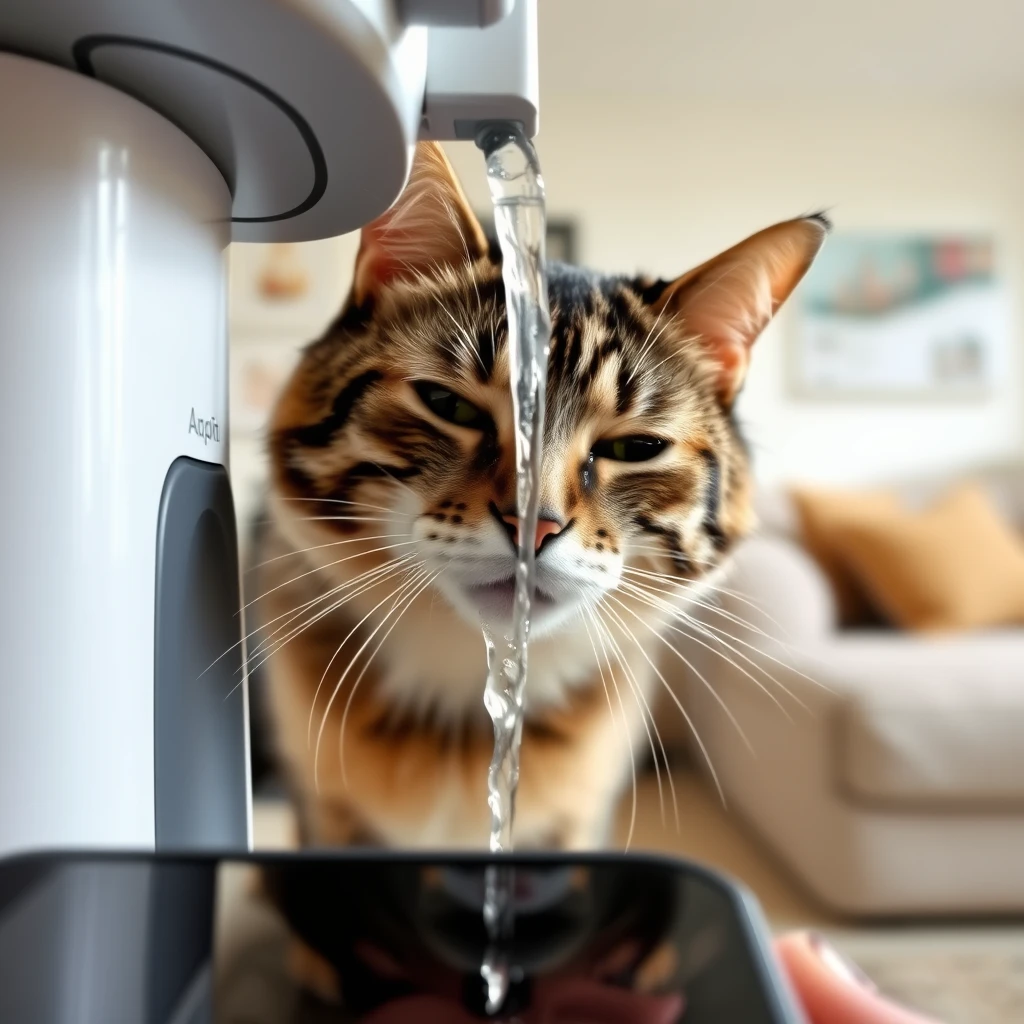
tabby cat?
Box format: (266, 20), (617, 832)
(252, 142), (827, 850)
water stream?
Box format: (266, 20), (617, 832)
(475, 124), (552, 1017)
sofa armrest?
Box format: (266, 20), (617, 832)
(710, 534), (838, 645)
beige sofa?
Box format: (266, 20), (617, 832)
(679, 467), (1024, 916)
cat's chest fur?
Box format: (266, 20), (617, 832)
(251, 517), (654, 849)
(371, 598), (610, 720)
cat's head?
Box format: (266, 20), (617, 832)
(268, 142), (826, 639)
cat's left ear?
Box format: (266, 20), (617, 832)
(352, 142), (489, 304)
(653, 215), (829, 407)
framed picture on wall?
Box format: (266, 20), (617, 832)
(788, 234), (1001, 401)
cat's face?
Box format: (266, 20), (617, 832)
(268, 144), (826, 640)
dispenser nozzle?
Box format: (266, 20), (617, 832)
(420, 0), (539, 141)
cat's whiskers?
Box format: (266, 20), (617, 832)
(309, 565), (433, 772)
(596, 598), (726, 806)
(246, 557), (422, 681)
(604, 591), (754, 755)
(303, 558), (426, 744)
(616, 579), (800, 718)
(206, 544), (413, 678)
(248, 556), (417, 666)
(337, 568), (442, 787)
(277, 496), (416, 518)
(621, 570), (794, 678)
(241, 539), (419, 614)
(621, 564), (691, 589)
(248, 533), (412, 573)
(289, 515), (396, 524)
(224, 561), (407, 696)
(584, 604), (674, 831)
(624, 575), (832, 723)
(223, 556), (411, 675)
(313, 566), (438, 790)
(488, 306), (499, 370)
(579, 610), (638, 850)
(620, 565), (720, 612)
(682, 617), (812, 710)
(688, 584), (838, 691)
(368, 462), (424, 503)
(680, 609), (831, 697)
(586, 606), (679, 835)
(696, 579), (805, 642)
(619, 566), (831, 709)
(222, 557), (419, 701)
(624, 548), (718, 570)
(624, 563), (759, 609)
(681, 589), (800, 652)
(627, 568), (832, 695)
(690, 578), (770, 610)
(622, 568), (735, 621)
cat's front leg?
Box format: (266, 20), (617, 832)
(302, 794), (381, 849)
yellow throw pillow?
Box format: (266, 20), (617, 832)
(791, 487), (900, 625)
(834, 483), (1024, 632)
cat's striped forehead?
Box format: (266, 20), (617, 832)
(368, 258), (722, 445)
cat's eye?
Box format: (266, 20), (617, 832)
(413, 381), (487, 428)
(592, 436), (668, 462)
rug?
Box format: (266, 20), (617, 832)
(850, 947), (1024, 1024)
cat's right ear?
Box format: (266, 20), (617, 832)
(651, 215), (829, 408)
(352, 142), (489, 304)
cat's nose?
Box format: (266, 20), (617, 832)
(501, 515), (564, 554)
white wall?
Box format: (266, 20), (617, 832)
(445, 94), (1024, 486)
(229, 94), (1024, 491)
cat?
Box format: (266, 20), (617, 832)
(250, 140), (827, 851)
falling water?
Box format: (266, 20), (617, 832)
(476, 124), (551, 1016)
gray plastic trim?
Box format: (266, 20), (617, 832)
(154, 456), (249, 850)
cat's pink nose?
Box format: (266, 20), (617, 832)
(501, 515), (563, 554)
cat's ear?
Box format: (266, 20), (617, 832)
(352, 141), (489, 304)
(654, 215), (829, 407)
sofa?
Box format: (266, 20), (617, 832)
(677, 465), (1024, 916)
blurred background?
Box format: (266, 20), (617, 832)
(229, 3), (1024, 1021)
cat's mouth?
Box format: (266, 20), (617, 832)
(468, 578), (557, 617)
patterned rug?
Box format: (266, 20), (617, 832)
(850, 947), (1024, 1024)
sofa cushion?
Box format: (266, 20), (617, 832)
(835, 483), (1024, 632)
(828, 632), (1024, 807)
(790, 487), (899, 626)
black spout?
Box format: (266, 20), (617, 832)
(475, 121), (527, 157)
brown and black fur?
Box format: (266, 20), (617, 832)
(249, 142), (827, 852)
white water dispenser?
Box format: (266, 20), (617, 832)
(0, 0), (539, 857)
